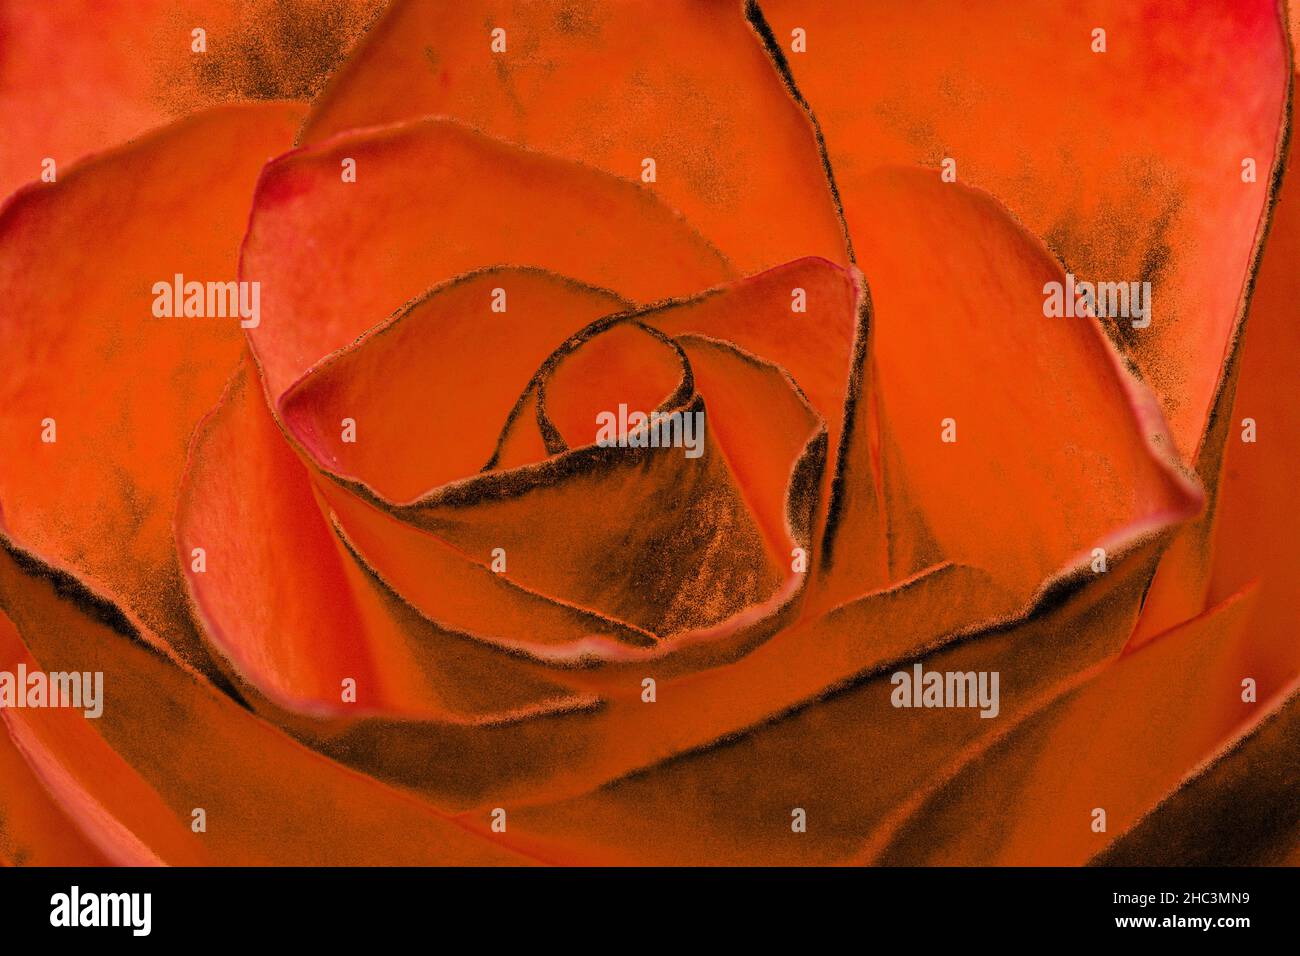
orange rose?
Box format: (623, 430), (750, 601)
(0, 0), (1296, 867)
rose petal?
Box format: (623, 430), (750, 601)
(330, 562), (1012, 812)
(242, 117), (735, 401)
(299, 0), (848, 272)
(320, 485), (660, 654)
(536, 321), (694, 454)
(281, 267), (631, 502)
(0, 733), (110, 865)
(0, 0), (381, 200)
(872, 583), (1299, 865)
(1098, 688), (1300, 865)
(1202, 132), (1300, 680)
(484, 543), (1154, 864)
(0, 614), (115, 866)
(0, 102), (302, 667)
(334, 393), (785, 640)
(348, 294), (829, 643)
(0, 610), (203, 865)
(1134, 114), (1300, 647)
(825, 167), (1201, 608)
(0, 534), (536, 864)
(178, 358), (591, 719)
(647, 258), (858, 447)
(644, 256), (863, 584)
(759, 0), (1290, 459)
(672, 335), (825, 575)
(489, 387), (552, 472)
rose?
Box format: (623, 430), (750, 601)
(0, 0), (1296, 866)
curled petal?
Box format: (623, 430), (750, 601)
(282, 267), (631, 502)
(242, 117), (735, 400)
(177, 358), (588, 720)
